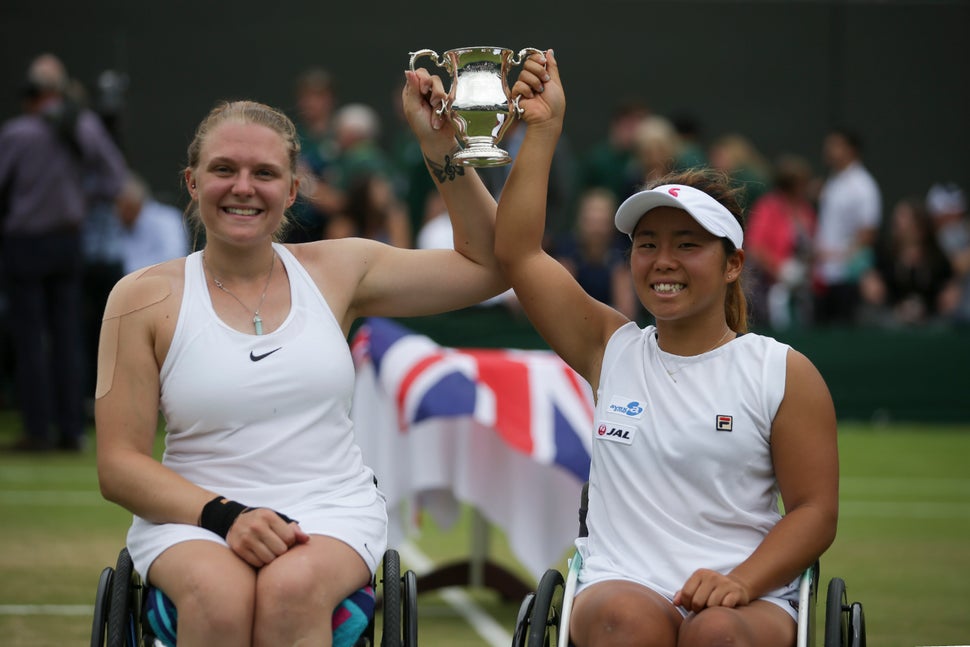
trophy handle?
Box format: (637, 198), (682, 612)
(510, 47), (546, 117)
(511, 47), (544, 66)
(408, 49), (452, 116)
(408, 48), (443, 72)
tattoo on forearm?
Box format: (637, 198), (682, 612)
(427, 153), (465, 183)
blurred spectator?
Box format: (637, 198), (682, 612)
(707, 132), (771, 209)
(81, 197), (125, 416)
(632, 115), (679, 187)
(926, 182), (970, 325)
(387, 75), (435, 238)
(812, 128), (882, 326)
(552, 187), (636, 320)
(289, 66), (340, 242)
(859, 196), (954, 327)
(115, 172), (189, 274)
(416, 190), (516, 309)
(0, 53), (127, 452)
(576, 98), (650, 202)
(94, 69), (129, 151)
(327, 172), (412, 248)
(331, 102), (396, 193)
(670, 111), (708, 171)
(415, 190), (451, 251)
(478, 119), (576, 245)
(745, 154), (817, 329)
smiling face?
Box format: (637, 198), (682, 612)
(186, 119), (298, 247)
(629, 206), (742, 324)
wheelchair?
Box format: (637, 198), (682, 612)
(91, 546), (418, 647)
(512, 484), (866, 647)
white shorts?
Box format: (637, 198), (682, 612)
(127, 488), (387, 583)
(575, 572), (799, 623)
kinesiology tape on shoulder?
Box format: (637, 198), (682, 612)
(95, 268), (172, 399)
(199, 496), (298, 539)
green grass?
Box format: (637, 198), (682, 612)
(1, 413), (969, 645)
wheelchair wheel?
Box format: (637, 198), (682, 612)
(107, 548), (137, 647)
(527, 569), (565, 647)
(849, 601), (866, 647)
(402, 569), (418, 647)
(511, 592), (536, 647)
(824, 577), (848, 647)
(380, 549), (403, 647)
(90, 566), (114, 647)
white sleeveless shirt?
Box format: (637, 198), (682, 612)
(158, 244), (376, 508)
(126, 244), (387, 580)
(577, 322), (799, 603)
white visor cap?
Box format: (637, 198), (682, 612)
(614, 184), (743, 249)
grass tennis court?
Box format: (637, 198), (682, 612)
(1, 413), (968, 646)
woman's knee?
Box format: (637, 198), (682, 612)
(150, 543), (256, 638)
(679, 602), (795, 647)
(256, 557), (329, 611)
(678, 607), (752, 647)
(571, 583), (681, 647)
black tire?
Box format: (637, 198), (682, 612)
(511, 593), (536, 647)
(107, 549), (135, 647)
(526, 569), (565, 647)
(824, 577), (848, 647)
(90, 567), (114, 647)
(849, 602), (866, 647)
(380, 550), (402, 647)
(402, 569), (418, 647)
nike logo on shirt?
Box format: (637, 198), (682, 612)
(250, 347), (283, 362)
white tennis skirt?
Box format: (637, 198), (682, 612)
(127, 486), (388, 583)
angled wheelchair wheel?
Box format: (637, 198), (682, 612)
(511, 592), (536, 647)
(824, 577), (848, 647)
(402, 569), (418, 647)
(380, 549), (403, 647)
(90, 566), (114, 647)
(526, 569), (565, 647)
(849, 601), (866, 647)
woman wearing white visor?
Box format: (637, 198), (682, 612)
(497, 51), (838, 647)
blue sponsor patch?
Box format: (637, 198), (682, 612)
(607, 396), (644, 419)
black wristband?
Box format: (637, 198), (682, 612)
(199, 496), (248, 539)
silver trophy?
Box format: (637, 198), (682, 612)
(409, 46), (543, 167)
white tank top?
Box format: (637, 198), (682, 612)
(578, 322), (798, 601)
(158, 244), (375, 510)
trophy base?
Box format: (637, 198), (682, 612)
(453, 144), (512, 167)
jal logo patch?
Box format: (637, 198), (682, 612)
(607, 396), (645, 419)
(596, 421), (636, 445)
(716, 415), (733, 432)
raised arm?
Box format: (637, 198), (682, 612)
(338, 68), (509, 321)
(496, 51), (628, 387)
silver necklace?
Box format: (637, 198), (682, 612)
(655, 328), (733, 383)
(203, 251), (276, 335)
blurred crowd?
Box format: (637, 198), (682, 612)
(281, 66), (970, 334)
(1, 52), (968, 449)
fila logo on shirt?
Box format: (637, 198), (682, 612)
(596, 421), (636, 445)
(716, 415), (734, 432)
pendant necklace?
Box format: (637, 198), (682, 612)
(203, 251), (276, 335)
(655, 328), (734, 383)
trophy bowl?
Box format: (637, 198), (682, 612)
(409, 46), (542, 167)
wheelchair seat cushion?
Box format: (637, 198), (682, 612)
(145, 585), (178, 647)
(143, 583), (375, 647)
(333, 585), (376, 646)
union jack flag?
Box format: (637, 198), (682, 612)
(351, 317), (593, 482)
